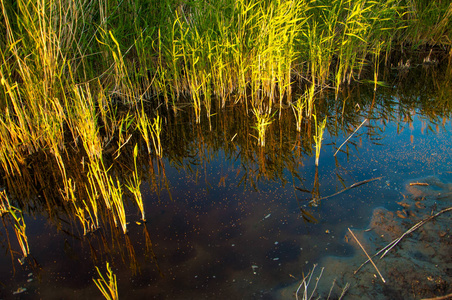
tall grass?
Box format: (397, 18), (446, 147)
(0, 0), (451, 240)
(93, 262), (119, 300)
(313, 114), (328, 167)
(0, 190), (30, 259)
(125, 144), (145, 222)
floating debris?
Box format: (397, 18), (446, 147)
(396, 210), (408, 219)
(251, 265), (259, 275)
(274, 241), (279, 245)
(396, 201), (411, 208)
(409, 182), (429, 186)
(415, 201), (426, 209)
(273, 257), (280, 261)
(13, 287), (27, 295)
(18, 257), (25, 265)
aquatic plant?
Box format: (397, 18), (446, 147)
(0, 0), (451, 275)
(0, 190), (30, 258)
(93, 262), (119, 300)
(292, 92), (307, 132)
(150, 114), (163, 157)
(313, 114), (327, 167)
(136, 108), (153, 155)
(125, 144), (146, 222)
(295, 264), (350, 300)
(251, 106), (275, 147)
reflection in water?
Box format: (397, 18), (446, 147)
(1, 64), (452, 298)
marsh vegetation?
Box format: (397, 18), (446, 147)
(1, 0), (452, 298)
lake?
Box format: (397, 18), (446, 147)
(0, 64), (451, 299)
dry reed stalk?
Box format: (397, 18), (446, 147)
(421, 293), (452, 300)
(347, 228), (386, 283)
(334, 118), (368, 156)
(355, 206), (452, 274)
(296, 264), (350, 300)
(296, 264), (322, 300)
(409, 182), (429, 186)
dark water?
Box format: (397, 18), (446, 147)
(1, 64), (452, 299)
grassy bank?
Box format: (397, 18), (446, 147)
(1, 0), (451, 236)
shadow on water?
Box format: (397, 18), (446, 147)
(1, 62), (452, 299)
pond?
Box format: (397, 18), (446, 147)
(0, 64), (451, 299)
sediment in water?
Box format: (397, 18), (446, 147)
(278, 175), (452, 299)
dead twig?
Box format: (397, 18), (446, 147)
(296, 177), (382, 202)
(338, 283), (350, 300)
(296, 264), (319, 300)
(348, 228), (386, 283)
(296, 264), (349, 300)
(421, 293), (452, 300)
(355, 206), (452, 274)
(334, 118), (368, 156)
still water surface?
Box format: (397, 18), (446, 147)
(1, 66), (451, 299)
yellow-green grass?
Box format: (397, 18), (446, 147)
(0, 0), (451, 237)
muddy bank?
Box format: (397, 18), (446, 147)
(278, 175), (452, 299)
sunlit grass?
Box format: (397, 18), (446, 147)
(0, 0), (451, 241)
(251, 106), (275, 147)
(93, 262), (119, 300)
(313, 114), (327, 167)
(0, 190), (30, 259)
(125, 145), (146, 222)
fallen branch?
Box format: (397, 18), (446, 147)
(348, 228), (386, 283)
(355, 206), (452, 274)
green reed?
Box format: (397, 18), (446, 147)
(293, 92), (307, 132)
(125, 145), (146, 222)
(150, 114), (163, 157)
(0, 190), (30, 259)
(136, 108), (153, 154)
(0, 0), (451, 244)
(313, 114), (327, 167)
(93, 262), (119, 300)
(251, 106), (275, 147)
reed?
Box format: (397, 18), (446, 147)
(0, 191), (30, 258)
(0, 0), (451, 250)
(313, 114), (327, 167)
(109, 176), (128, 234)
(136, 108), (153, 155)
(0, 190), (9, 216)
(93, 262), (119, 300)
(125, 144), (146, 222)
(251, 106), (275, 147)
(150, 114), (163, 157)
(293, 92), (307, 132)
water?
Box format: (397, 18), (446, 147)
(1, 65), (451, 299)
